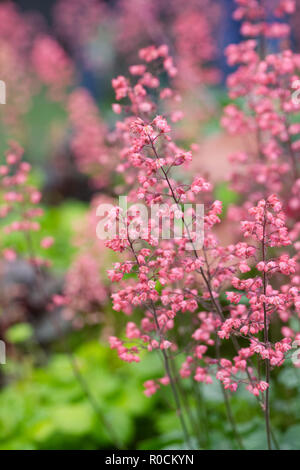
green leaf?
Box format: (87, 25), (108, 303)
(6, 323), (34, 344)
(214, 182), (239, 216)
(242, 428), (268, 450)
(282, 425), (300, 450)
(278, 367), (300, 389)
(51, 403), (94, 436)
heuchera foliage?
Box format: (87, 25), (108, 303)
(0, 0), (299, 451)
(106, 0), (300, 449)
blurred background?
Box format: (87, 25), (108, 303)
(0, 0), (300, 450)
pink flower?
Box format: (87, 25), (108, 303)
(226, 292), (242, 304)
(112, 103), (122, 114)
(52, 295), (67, 306)
(41, 237), (54, 249)
(3, 249), (17, 261)
(152, 115), (171, 133)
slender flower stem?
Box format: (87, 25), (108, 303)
(68, 349), (124, 449)
(216, 337), (244, 450)
(161, 347), (194, 449)
(192, 381), (211, 448)
(170, 357), (203, 448)
(128, 236), (193, 448)
(23, 231), (125, 449)
(262, 213), (272, 450)
(148, 135), (275, 448)
(221, 385), (244, 450)
(152, 304), (193, 449)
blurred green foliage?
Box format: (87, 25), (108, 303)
(0, 91), (67, 164)
(0, 201), (87, 271)
(0, 342), (159, 450)
(6, 323), (34, 344)
(1, 335), (300, 450)
(214, 182), (239, 217)
(24, 90), (67, 164)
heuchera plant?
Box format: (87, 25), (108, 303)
(1, 0), (299, 452)
(106, 1), (300, 450)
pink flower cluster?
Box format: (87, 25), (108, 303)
(223, 0), (300, 224)
(0, 142), (55, 269)
(67, 88), (116, 188)
(102, 4), (299, 444)
(53, 0), (107, 47)
(106, 40), (299, 416)
(31, 35), (74, 97)
(116, 0), (219, 88)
